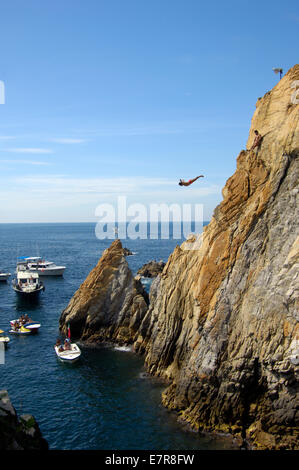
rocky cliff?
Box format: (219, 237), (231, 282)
(59, 65), (299, 450)
(134, 64), (299, 450)
(59, 240), (149, 344)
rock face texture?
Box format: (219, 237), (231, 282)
(59, 239), (149, 344)
(59, 65), (298, 449)
(137, 260), (166, 278)
(0, 390), (48, 450)
(134, 65), (299, 450)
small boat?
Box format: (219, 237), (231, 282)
(9, 325), (32, 335)
(12, 259), (44, 296)
(25, 257), (66, 276)
(54, 342), (81, 363)
(10, 319), (41, 332)
(0, 329), (10, 346)
(0, 272), (11, 282)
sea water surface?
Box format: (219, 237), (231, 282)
(0, 223), (236, 450)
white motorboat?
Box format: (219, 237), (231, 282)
(12, 259), (44, 296)
(0, 329), (10, 346)
(54, 342), (81, 363)
(0, 272), (11, 282)
(25, 257), (66, 276)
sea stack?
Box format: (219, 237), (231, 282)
(59, 239), (149, 345)
(134, 65), (299, 449)
(137, 260), (166, 278)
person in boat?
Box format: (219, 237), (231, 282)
(178, 175), (204, 186)
(64, 339), (71, 350)
(55, 338), (65, 352)
(250, 130), (263, 151)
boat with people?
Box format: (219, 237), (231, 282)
(12, 258), (45, 296)
(0, 271), (11, 282)
(0, 329), (10, 346)
(25, 257), (66, 276)
(10, 315), (41, 333)
(54, 338), (81, 363)
(9, 324), (31, 335)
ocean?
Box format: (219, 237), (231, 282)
(0, 222), (236, 450)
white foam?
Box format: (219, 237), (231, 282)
(114, 345), (132, 352)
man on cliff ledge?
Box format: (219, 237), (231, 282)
(249, 129), (263, 151)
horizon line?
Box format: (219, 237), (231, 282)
(0, 220), (211, 225)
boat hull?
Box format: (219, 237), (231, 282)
(10, 320), (41, 332)
(9, 326), (31, 335)
(30, 267), (65, 276)
(54, 344), (81, 362)
(12, 282), (44, 296)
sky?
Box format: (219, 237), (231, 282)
(0, 0), (298, 223)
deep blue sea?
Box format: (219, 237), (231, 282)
(0, 223), (236, 450)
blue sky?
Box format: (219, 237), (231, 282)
(0, 0), (298, 223)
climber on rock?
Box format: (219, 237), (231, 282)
(249, 130), (263, 151)
(178, 175), (204, 186)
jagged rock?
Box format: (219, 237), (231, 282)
(0, 390), (48, 450)
(59, 239), (149, 345)
(133, 65), (299, 450)
(137, 260), (166, 278)
(123, 247), (133, 256)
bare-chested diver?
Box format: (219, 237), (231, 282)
(178, 175), (204, 186)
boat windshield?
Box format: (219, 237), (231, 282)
(20, 278), (36, 284)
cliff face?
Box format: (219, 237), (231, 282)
(134, 65), (299, 449)
(59, 65), (299, 450)
(59, 239), (149, 344)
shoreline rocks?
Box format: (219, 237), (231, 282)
(137, 260), (165, 278)
(123, 247), (133, 256)
(0, 390), (48, 450)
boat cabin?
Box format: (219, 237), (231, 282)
(17, 271), (39, 286)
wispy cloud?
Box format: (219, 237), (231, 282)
(3, 147), (53, 154)
(0, 159), (50, 166)
(73, 118), (247, 138)
(0, 135), (16, 141)
(13, 175), (175, 194)
(0, 175), (222, 222)
(12, 175), (221, 201)
(50, 138), (87, 144)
